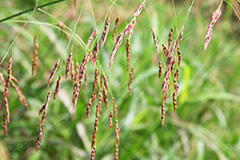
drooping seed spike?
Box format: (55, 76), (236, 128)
(204, 8), (222, 50)
(32, 43), (39, 75)
(4, 58), (12, 95)
(101, 17), (110, 47)
(159, 61), (162, 78)
(110, 31), (124, 68)
(66, 53), (72, 78)
(54, 75), (62, 100)
(57, 21), (69, 41)
(3, 114), (8, 135)
(112, 17), (120, 40)
(133, 0), (146, 17)
(168, 27), (174, 49)
(126, 38), (131, 72)
(86, 29), (97, 49)
(73, 82), (80, 110)
(151, 28), (160, 53)
(91, 109), (100, 148)
(3, 95), (10, 123)
(103, 75), (108, 90)
(12, 83), (29, 109)
(79, 52), (89, 74)
(73, 68), (86, 109)
(48, 59), (60, 87)
(44, 91), (51, 111)
(92, 42), (99, 65)
(86, 97), (93, 119)
(36, 91), (51, 152)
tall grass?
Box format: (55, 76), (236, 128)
(0, 0), (240, 159)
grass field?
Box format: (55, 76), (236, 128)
(0, 0), (240, 159)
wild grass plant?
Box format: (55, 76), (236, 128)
(0, 0), (240, 159)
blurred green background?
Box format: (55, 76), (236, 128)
(0, 0), (240, 159)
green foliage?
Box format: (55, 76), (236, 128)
(1, 0), (240, 159)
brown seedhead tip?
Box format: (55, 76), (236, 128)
(112, 17), (120, 40)
(32, 43), (39, 75)
(57, 21), (69, 41)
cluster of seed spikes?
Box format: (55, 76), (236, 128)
(157, 28), (183, 126)
(0, 59), (29, 135)
(1, 0), (147, 158)
(36, 91), (51, 151)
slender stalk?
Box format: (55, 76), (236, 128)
(0, 0), (66, 23)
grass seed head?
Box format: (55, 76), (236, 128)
(101, 17), (110, 47)
(48, 59), (60, 87)
(86, 29), (97, 49)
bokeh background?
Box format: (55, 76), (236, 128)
(0, 0), (240, 159)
